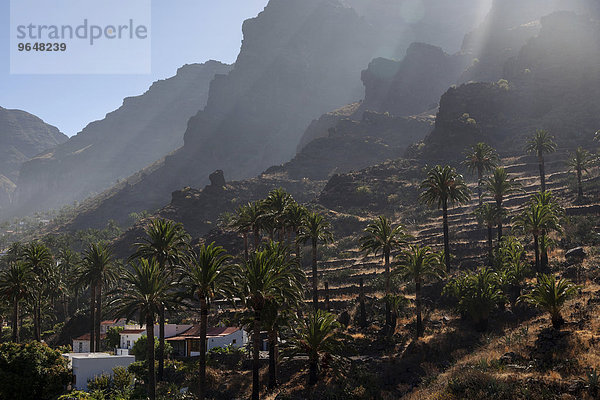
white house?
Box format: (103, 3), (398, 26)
(167, 326), (248, 357)
(63, 353), (135, 391)
(100, 318), (141, 334)
(118, 324), (193, 354)
(72, 333), (106, 353)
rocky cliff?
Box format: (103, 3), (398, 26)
(0, 107), (67, 212)
(13, 61), (232, 217)
(58, 0), (491, 230)
(421, 11), (600, 160)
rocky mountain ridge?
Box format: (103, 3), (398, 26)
(11, 60), (232, 219)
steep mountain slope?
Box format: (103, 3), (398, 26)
(57, 0), (491, 230)
(421, 11), (600, 160)
(0, 107), (67, 211)
(13, 61), (232, 217)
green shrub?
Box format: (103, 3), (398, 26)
(0, 341), (72, 400)
(130, 335), (172, 361)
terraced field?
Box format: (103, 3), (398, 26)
(308, 152), (600, 310)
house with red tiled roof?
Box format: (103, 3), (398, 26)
(117, 324), (193, 354)
(167, 326), (248, 357)
(72, 333), (107, 353)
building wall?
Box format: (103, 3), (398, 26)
(120, 333), (144, 350)
(207, 330), (246, 351)
(72, 339), (90, 353)
(72, 355), (135, 391)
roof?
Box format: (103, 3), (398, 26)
(167, 326), (240, 341)
(120, 329), (145, 334)
(101, 318), (127, 325)
(74, 333), (106, 341)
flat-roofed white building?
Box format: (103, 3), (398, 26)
(63, 353), (135, 391)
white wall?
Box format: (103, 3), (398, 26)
(120, 332), (144, 350)
(72, 339), (90, 353)
(71, 354), (135, 391)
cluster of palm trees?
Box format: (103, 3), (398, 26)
(106, 190), (340, 400)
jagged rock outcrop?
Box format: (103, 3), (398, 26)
(13, 61), (232, 217)
(421, 11), (600, 161)
(359, 43), (470, 117)
(61, 0), (492, 230)
(279, 111), (432, 180)
(0, 107), (67, 212)
(459, 0), (600, 83)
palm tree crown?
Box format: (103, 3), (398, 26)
(525, 129), (557, 191)
(568, 147), (594, 199)
(519, 274), (578, 329)
(420, 165), (471, 269)
(463, 142), (499, 204)
(395, 245), (443, 337)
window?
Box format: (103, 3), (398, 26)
(78, 342), (83, 352)
(232, 339), (236, 345)
(127, 340), (130, 348)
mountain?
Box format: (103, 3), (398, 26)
(12, 61), (232, 218)
(51, 0), (492, 230)
(0, 107), (67, 210)
(421, 11), (600, 160)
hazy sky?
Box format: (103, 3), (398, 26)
(0, 0), (269, 136)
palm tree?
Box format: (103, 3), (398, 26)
(297, 212), (333, 310)
(497, 237), (529, 306)
(181, 243), (234, 400)
(246, 201), (266, 250)
(261, 241), (304, 389)
(79, 242), (117, 352)
(283, 202), (307, 258)
(130, 219), (189, 381)
(111, 259), (170, 400)
(419, 165), (471, 270)
(394, 245), (443, 338)
(463, 142), (499, 205)
(236, 245), (305, 400)
(20, 242), (53, 341)
(0, 262), (33, 343)
(519, 274), (578, 329)
(512, 201), (561, 273)
(474, 203), (504, 265)
(568, 147), (594, 200)
(359, 216), (408, 331)
(533, 191), (563, 270)
(262, 189), (293, 241)
(290, 310), (344, 385)
(444, 267), (504, 331)
(232, 204), (252, 261)
(525, 129), (557, 192)
(484, 167), (521, 240)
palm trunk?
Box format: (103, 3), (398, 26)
(359, 277), (367, 328)
(309, 353), (318, 385)
(416, 278), (423, 338)
(158, 306), (165, 381)
(384, 251), (391, 331)
(62, 294), (69, 322)
(496, 198), (503, 242)
(577, 169), (583, 200)
(90, 284), (96, 352)
(442, 200), (450, 270)
(254, 227), (260, 252)
(95, 283), (102, 352)
(243, 233), (249, 262)
(268, 327), (278, 389)
(12, 300), (19, 343)
(252, 311), (261, 400)
(539, 155), (546, 192)
(33, 300), (40, 342)
(324, 282), (330, 311)
(541, 232), (549, 272)
(477, 167), (483, 206)
(487, 225), (494, 265)
(199, 299), (208, 400)
(312, 240), (318, 310)
(146, 313), (156, 400)
(533, 234), (540, 273)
